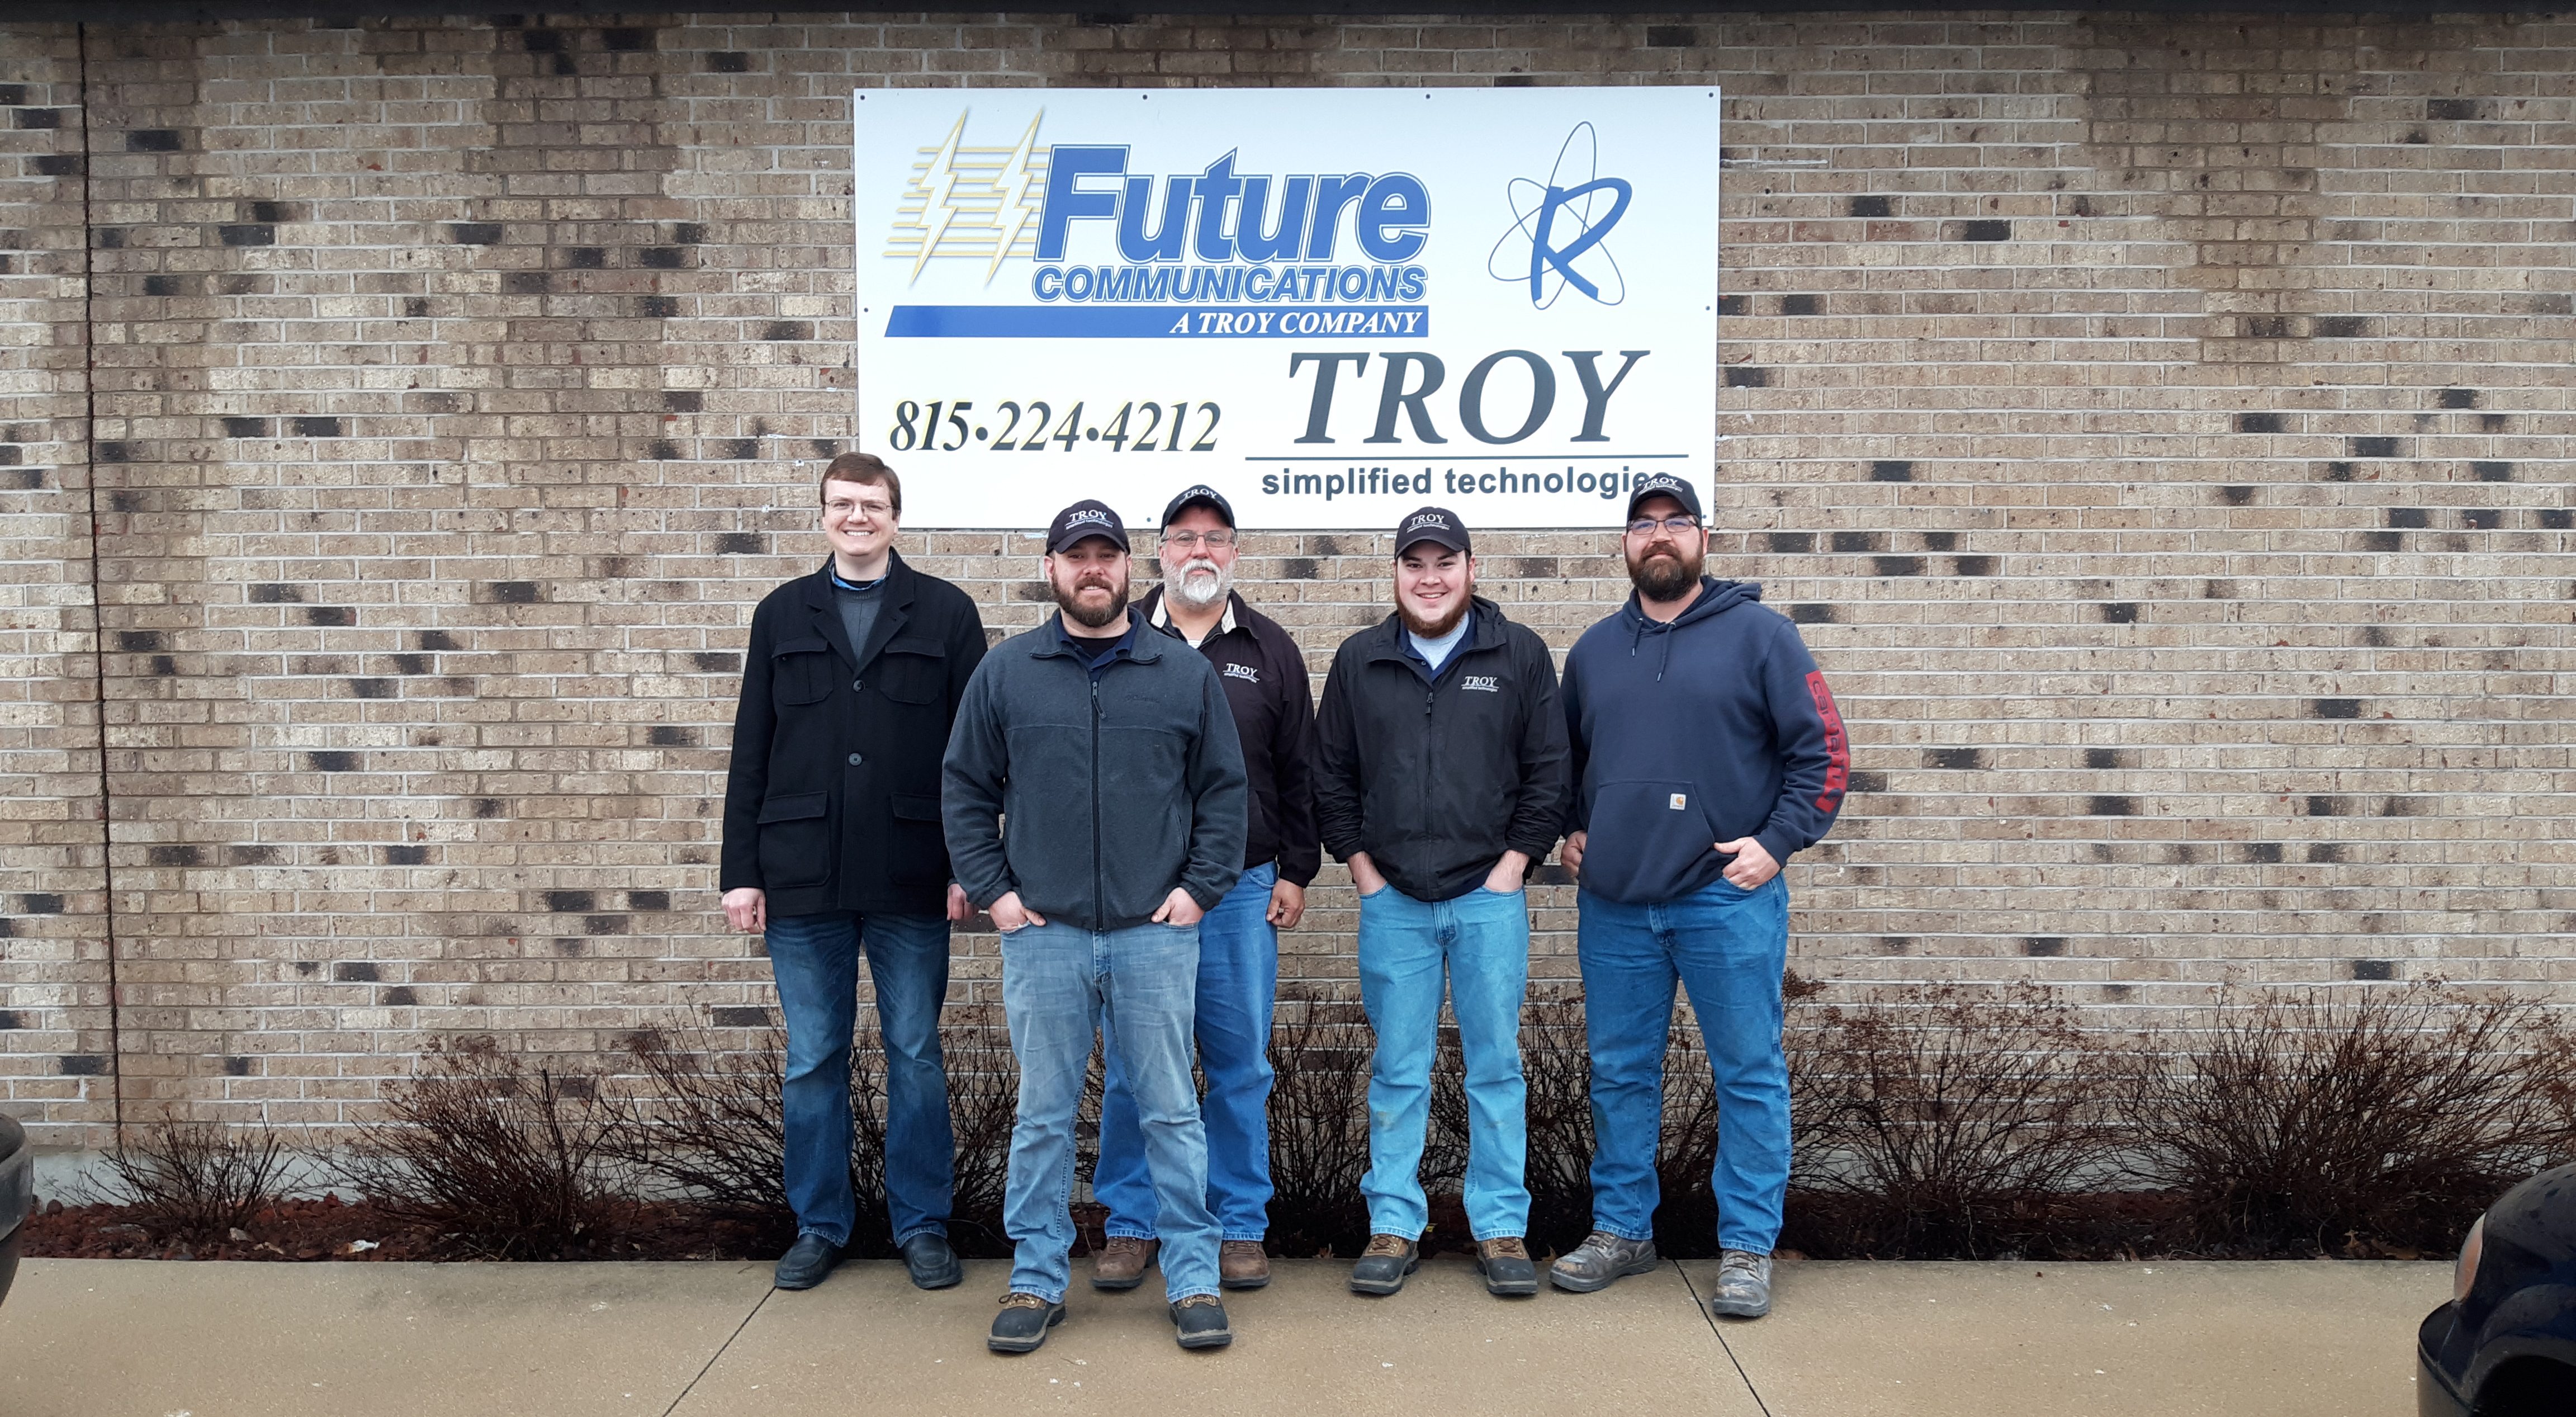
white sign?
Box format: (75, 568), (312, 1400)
(852, 87), (1718, 530)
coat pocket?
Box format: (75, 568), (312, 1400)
(771, 637), (834, 706)
(885, 792), (948, 885)
(1580, 780), (1717, 903)
(756, 790), (831, 890)
(874, 636), (946, 705)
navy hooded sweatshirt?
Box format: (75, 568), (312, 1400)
(1561, 577), (1849, 904)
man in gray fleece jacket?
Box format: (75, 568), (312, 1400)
(943, 498), (1248, 1355)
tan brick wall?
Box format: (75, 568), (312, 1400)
(1, 12), (2569, 1146)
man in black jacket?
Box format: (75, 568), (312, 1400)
(943, 499), (1249, 1355)
(1092, 485), (1320, 1295)
(1313, 507), (1570, 1300)
(720, 452), (986, 1293)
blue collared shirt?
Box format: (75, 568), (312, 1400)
(1054, 610), (1145, 680)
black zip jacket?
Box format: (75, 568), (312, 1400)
(941, 612), (1248, 931)
(1313, 597), (1570, 903)
(1138, 586), (1322, 887)
(720, 552), (987, 918)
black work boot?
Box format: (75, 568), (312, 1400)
(771, 1233), (842, 1291)
(1347, 1234), (1420, 1295)
(988, 1292), (1067, 1354)
(900, 1231), (963, 1290)
(1475, 1236), (1540, 1297)
(1171, 1293), (1234, 1350)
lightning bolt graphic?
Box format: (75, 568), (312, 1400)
(988, 111), (1046, 286)
(912, 113), (968, 282)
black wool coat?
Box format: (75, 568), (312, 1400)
(721, 551), (988, 918)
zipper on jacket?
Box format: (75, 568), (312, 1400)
(1091, 674), (1104, 928)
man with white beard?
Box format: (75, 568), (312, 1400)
(1091, 485), (1319, 1295)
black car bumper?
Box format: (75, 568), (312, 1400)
(2418, 1304), (2471, 1417)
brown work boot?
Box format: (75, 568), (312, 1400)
(1219, 1239), (1271, 1290)
(1091, 1235), (1158, 1291)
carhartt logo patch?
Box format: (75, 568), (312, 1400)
(1221, 662), (1260, 683)
(1669, 792), (1688, 810)
(1461, 674), (1501, 693)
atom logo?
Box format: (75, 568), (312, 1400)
(1488, 123), (1633, 308)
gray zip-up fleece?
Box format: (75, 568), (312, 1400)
(941, 612), (1248, 931)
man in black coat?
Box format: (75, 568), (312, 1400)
(1313, 507), (1570, 1301)
(721, 452), (986, 1292)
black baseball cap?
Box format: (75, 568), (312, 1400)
(1393, 506), (1471, 557)
(1045, 499), (1130, 554)
(1624, 473), (1706, 523)
(1160, 484), (1235, 529)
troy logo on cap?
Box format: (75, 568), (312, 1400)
(1179, 485), (1218, 501)
(1405, 512), (1451, 532)
(1064, 507), (1113, 528)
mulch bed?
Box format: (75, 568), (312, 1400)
(20, 1191), (2446, 1263)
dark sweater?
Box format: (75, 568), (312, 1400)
(1561, 578), (1849, 904)
(941, 612), (1248, 931)
(1138, 587), (1322, 887)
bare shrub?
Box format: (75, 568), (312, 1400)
(89, 1111), (294, 1241)
(342, 1037), (638, 1259)
(1791, 982), (2127, 1258)
(1263, 991), (1375, 1257)
(612, 1024), (804, 1253)
(1518, 997), (1596, 1254)
(941, 1007), (1025, 1257)
(2138, 986), (2576, 1255)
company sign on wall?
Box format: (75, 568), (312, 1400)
(853, 88), (1718, 530)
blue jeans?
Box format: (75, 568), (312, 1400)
(1097, 863), (1278, 1242)
(764, 910), (954, 1248)
(1577, 875), (1791, 1254)
(1357, 882), (1531, 1241)
(1000, 919), (1220, 1303)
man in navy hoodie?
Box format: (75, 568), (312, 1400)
(1550, 473), (1848, 1320)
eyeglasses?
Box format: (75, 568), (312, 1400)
(826, 499), (894, 519)
(1163, 530), (1238, 550)
(1625, 515), (1702, 537)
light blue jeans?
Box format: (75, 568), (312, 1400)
(1356, 882), (1531, 1241)
(1097, 863), (1278, 1242)
(1577, 875), (1791, 1254)
(998, 918), (1220, 1303)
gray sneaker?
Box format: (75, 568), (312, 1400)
(1707, 1248), (1773, 1319)
(1549, 1231), (1660, 1293)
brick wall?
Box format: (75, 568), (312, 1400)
(2, 11), (2569, 1147)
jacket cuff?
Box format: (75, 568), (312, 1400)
(1754, 831), (1797, 871)
(1505, 827), (1561, 862)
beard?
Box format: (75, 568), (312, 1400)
(1165, 556), (1233, 610)
(1053, 569), (1131, 629)
(1398, 592), (1472, 640)
(1627, 541), (1704, 602)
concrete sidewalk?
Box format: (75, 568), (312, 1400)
(0, 1256), (2442, 1416)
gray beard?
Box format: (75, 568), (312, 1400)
(1166, 559), (1232, 610)
(1054, 578), (1131, 629)
(1628, 546), (1703, 602)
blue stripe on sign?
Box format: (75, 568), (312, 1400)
(883, 305), (1430, 339)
